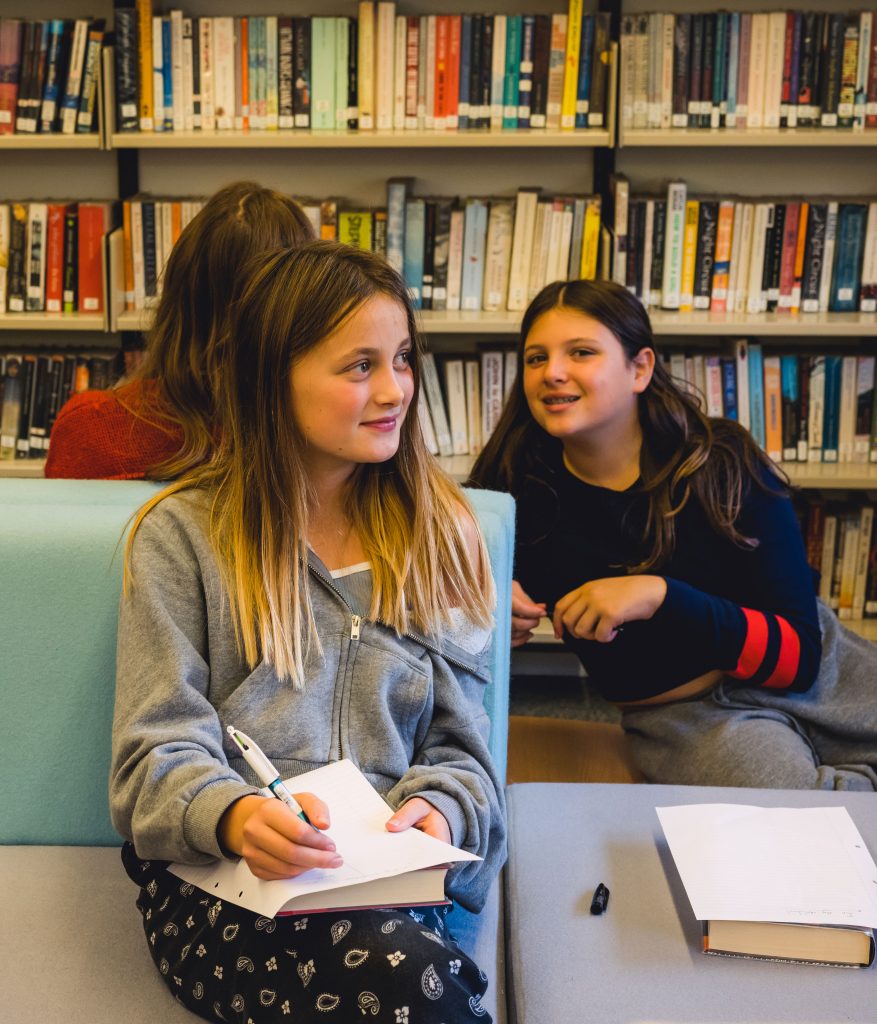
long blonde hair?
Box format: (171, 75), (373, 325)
(123, 181), (315, 479)
(127, 241), (494, 687)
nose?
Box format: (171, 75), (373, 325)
(375, 365), (406, 407)
(543, 352), (569, 383)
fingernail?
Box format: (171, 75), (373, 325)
(330, 856), (343, 867)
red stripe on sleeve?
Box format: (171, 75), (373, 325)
(763, 615), (801, 689)
(729, 607), (769, 679)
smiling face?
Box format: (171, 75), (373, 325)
(521, 306), (654, 447)
(289, 294), (415, 478)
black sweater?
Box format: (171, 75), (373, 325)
(513, 446), (822, 702)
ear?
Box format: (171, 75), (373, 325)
(631, 347), (655, 395)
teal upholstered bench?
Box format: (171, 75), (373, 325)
(0, 479), (513, 1024)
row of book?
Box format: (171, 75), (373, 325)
(619, 9), (877, 132)
(608, 178), (877, 314)
(0, 18), (104, 136)
(670, 341), (877, 464)
(0, 202), (114, 316)
(0, 349), (125, 460)
(120, 184), (602, 313)
(418, 348), (517, 458)
(801, 499), (877, 618)
(113, 1), (610, 134)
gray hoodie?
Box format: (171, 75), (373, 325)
(110, 490), (506, 913)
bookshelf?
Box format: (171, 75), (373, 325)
(620, 129), (877, 147)
(0, 313), (106, 330)
(110, 128), (612, 149)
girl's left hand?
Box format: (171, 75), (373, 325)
(553, 575), (668, 643)
(386, 797), (452, 844)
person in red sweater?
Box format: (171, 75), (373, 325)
(45, 181), (315, 480)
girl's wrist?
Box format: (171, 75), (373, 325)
(218, 794), (264, 857)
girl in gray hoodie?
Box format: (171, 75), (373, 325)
(111, 241), (506, 1024)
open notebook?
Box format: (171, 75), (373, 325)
(169, 759), (479, 917)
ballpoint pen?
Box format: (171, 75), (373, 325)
(226, 726), (318, 829)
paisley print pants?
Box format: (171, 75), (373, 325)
(122, 843), (492, 1024)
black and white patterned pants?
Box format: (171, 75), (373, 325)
(122, 843), (492, 1024)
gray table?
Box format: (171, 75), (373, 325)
(505, 784), (877, 1023)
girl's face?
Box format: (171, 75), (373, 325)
(290, 295), (414, 477)
(522, 307), (653, 445)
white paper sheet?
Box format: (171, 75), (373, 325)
(656, 803), (877, 927)
(170, 759), (479, 917)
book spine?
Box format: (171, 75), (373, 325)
(575, 14), (594, 129)
(40, 19), (68, 133)
(854, 355), (875, 462)
(693, 200), (717, 311)
(838, 14), (860, 128)
(25, 202), (47, 312)
(518, 14), (534, 130)
(460, 198), (488, 311)
(420, 352), (453, 457)
(446, 206), (464, 312)
(671, 13), (690, 128)
(781, 354), (800, 460)
(561, 0), (582, 130)
(403, 197), (424, 308)
(7, 202), (27, 313)
(114, 10), (139, 133)
(60, 19), (88, 134)
(747, 342), (765, 449)
(546, 14), (566, 131)
(76, 22), (105, 133)
(661, 181), (686, 310)
(587, 13), (610, 128)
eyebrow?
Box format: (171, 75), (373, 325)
(524, 336), (602, 350)
(340, 340), (412, 359)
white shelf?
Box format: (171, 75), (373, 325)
(111, 128), (611, 150)
(650, 310), (877, 337)
(621, 127), (877, 148)
(0, 133), (102, 150)
(419, 310), (522, 334)
(444, 451), (877, 491)
(0, 312), (107, 331)
(0, 459), (46, 477)
(117, 307), (877, 338)
(783, 463), (877, 490)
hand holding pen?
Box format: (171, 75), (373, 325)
(219, 726), (343, 881)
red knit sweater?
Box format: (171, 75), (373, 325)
(44, 380), (185, 480)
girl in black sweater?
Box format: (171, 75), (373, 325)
(471, 280), (876, 790)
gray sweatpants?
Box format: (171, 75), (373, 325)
(621, 601), (877, 791)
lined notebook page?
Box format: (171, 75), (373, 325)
(656, 804), (877, 926)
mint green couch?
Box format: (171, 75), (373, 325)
(0, 479), (513, 1024)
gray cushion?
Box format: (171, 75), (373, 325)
(505, 784), (877, 1024)
(1, 846), (504, 1024)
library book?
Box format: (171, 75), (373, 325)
(657, 803), (877, 968)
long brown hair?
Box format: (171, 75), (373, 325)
(125, 180), (315, 479)
(469, 278), (786, 571)
(127, 241), (494, 687)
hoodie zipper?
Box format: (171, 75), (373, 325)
(307, 563), (478, 674)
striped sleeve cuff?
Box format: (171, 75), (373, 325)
(728, 607), (802, 690)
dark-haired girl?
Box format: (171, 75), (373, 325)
(471, 279), (876, 791)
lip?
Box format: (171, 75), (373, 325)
(361, 417), (399, 431)
(541, 394), (580, 411)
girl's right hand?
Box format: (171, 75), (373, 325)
(511, 579), (547, 647)
(219, 793), (343, 881)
